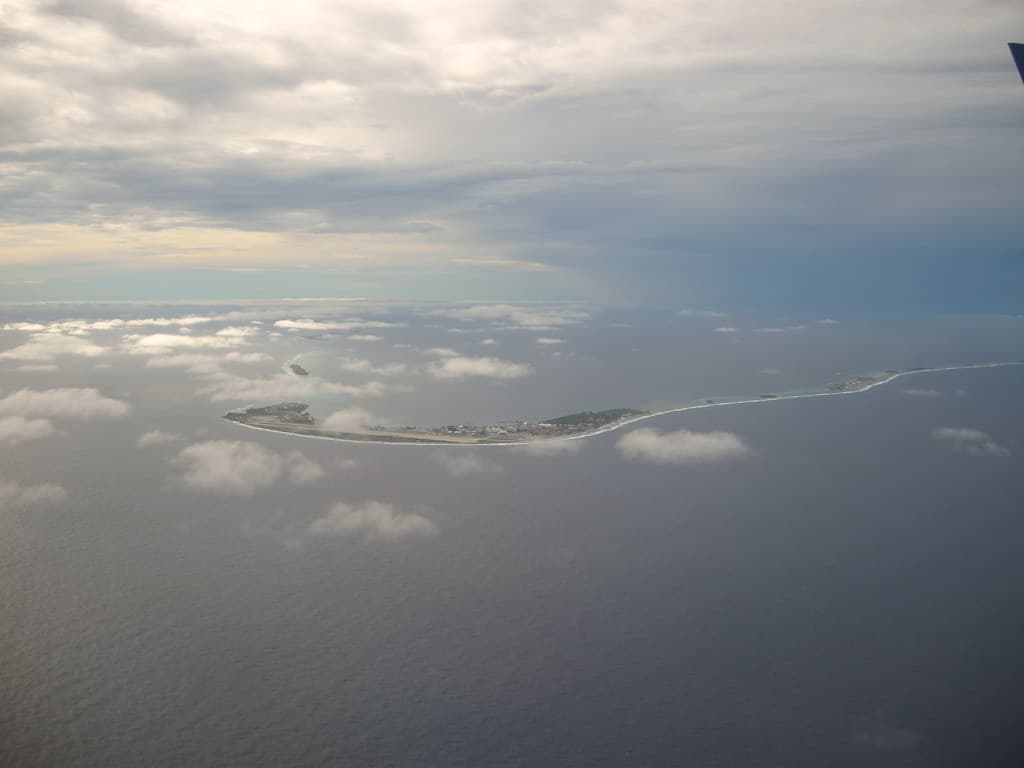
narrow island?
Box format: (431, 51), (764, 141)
(222, 362), (1021, 446)
(224, 405), (649, 444)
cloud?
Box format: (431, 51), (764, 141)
(0, 332), (109, 362)
(274, 319), (403, 331)
(900, 388), (941, 397)
(333, 457), (360, 470)
(816, 318), (839, 325)
(754, 325), (808, 334)
(677, 308), (728, 318)
(432, 304), (589, 329)
(0, 479), (68, 510)
(479, 338), (498, 345)
(435, 452), (502, 476)
(511, 439), (582, 456)
(423, 347), (459, 357)
(321, 407), (374, 432)
(172, 440), (324, 494)
(535, 337), (565, 345)
(15, 364), (59, 372)
(338, 357), (407, 376)
(309, 501), (439, 541)
(144, 350), (272, 372)
(3, 2), (1021, 311)
(426, 356), (534, 380)
(931, 427), (1010, 456)
(0, 416), (58, 444)
(215, 325), (259, 337)
(225, 351), (273, 363)
(123, 333), (249, 353)
(137, 429), (180, 448)
(0, 388), (131, 419)
(285, 451), (325, 484)
(617, 427), (751, 464)
(195, 370), (384, 403)
(348, 334), (382, 342)
(713, 326), (737, 333)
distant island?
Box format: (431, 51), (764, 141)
(225, 405), (649, 444)
(222, 362), (1022, 446)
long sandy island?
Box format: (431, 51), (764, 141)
(223, 361), (1023, 448)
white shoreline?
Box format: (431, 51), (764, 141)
(222, 361), (1024, 448)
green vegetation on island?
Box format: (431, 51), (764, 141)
(543, 408), (648, 427)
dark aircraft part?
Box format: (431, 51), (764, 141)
(1010, 43), (1024, 84)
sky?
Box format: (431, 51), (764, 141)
(1, 0), (1022, 309)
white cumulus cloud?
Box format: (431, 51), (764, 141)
(123, 333), (249, 353)
(0, 388), (131, 420)
(322, 408), (375, 432)
(172, 440), (324, 494)
(0, 333), (109, 362)
(426, 356), (534, 380)
(137, 430), (180, 448)
(309, 501), (439, 541)
(931, 427), (1010, 456)
(0, 416), (58, 444)
(617, 427), (751, 464)
(338, 358), (407, 376)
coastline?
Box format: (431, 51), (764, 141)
(221, 361), (1024, 448)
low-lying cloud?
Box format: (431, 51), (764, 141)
(426, 356), (534, 380)
(172, 440), (324, 494)
(309, 501), (439, 541)
(0, 479), (68, 510)
(321, 408), (374, 432)
(124, 333), (249, 354)
(0, 388), (131, 419)
(677, 308), (728, 319)
(617, 427), (751, 464)
(0, 416), (58, 444)
(511, 439), (583, 456)
(431, 304), (589, 330)
(0, 332), (109, 362)
(435, 452), (503, 477)
(137, 429), (181, 448)
(338, 358), (408, 376)
(931, 427), (1010, 456)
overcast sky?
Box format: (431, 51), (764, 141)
(2, 0), (1022, 309)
